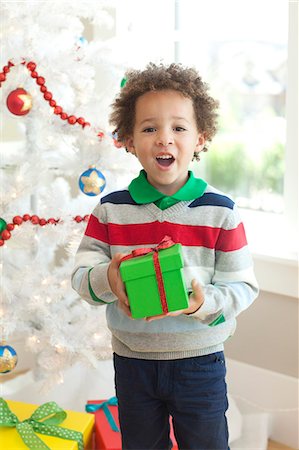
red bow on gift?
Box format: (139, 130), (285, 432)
(121, 236), (175, 315)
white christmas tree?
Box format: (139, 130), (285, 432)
(0, 0), (139, 389)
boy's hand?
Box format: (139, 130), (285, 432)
(107, 253), (132, 318)
(145, 279), (204, 322)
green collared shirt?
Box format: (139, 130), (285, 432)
(129, 170), (207, 210)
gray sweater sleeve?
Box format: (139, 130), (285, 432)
(189, 204), (259, 323)
(71, 204), (117, 305)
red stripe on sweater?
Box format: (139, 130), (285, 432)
(216, 222), (247, 251)
(85, 216), (247, 251)
(85, 214), (109, 243)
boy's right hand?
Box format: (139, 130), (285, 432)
(107, 253), (132, 318)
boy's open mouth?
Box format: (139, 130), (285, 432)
(156, 154), (175, 167)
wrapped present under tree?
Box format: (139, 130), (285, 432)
(86, 398), (177, 450)
(0, 398), (94, 450)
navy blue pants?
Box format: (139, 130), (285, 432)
(114, 352), (229, 450)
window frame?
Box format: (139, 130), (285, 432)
(284, 0), (298, 246)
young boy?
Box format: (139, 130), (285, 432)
(72, 63), (258, 450)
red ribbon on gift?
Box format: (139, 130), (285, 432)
(121, 235), (175, 314)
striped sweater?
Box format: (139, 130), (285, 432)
(72, 184), (259, 360)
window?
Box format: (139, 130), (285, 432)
(180, 0), (288, 215)
(106, 0), (298, 260)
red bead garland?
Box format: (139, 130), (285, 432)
(68, 115), (77, 124)
(54, 106), (62, 115)
(6, 224), (14, 232)
(30, 215), (39, 224)
(1, 230), (11, 240)
(0, 61), (13, 86)
(0, 59), (123, 147)
(36, 76), (45, 85)
(44, 92), (52, 101)
(0, 214), (90, 246)
(13, 216), (23, 225)
(27, 61), (36, 71)
(25, 60), (91, 130)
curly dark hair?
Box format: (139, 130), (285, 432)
(109, 63), (219, 149)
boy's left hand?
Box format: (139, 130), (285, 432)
(145, 279), (204, 322)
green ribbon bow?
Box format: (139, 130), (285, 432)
(0, 397), (84, 450)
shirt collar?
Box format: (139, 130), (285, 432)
(129, 169), (207, 204)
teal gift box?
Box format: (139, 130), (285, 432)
(119, 236), (189, 319)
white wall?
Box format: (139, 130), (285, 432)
(225, 289), (298, 378)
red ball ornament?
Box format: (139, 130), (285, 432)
(40, 86), (47, 93)
(47, 218), (56, 224)
(60, 112), (68, 120)
(0, 73), (6, 82)
(39, 218), (47, 226)
(1, 230), (11, 240)
(49, 100), (56, 107)
(23, 214), (31, 221)
(6, 88), (32, 116)
(6, 223), (15, 232)
(77, 117), (85, 125)
(74, 216), (83, 223)
(30, 71), (38, 78)
(0, 240), (4, 247)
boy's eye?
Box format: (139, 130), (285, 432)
(174, 126), (186, 132)
(143, 127), (156, 133)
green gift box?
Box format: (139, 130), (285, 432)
(119, 237), (189, 319)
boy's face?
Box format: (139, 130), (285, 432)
(126, 89), (205, 196)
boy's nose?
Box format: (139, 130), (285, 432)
(157, 131), (174, 146)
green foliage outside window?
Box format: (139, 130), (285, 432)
(203, 139), (284, 202)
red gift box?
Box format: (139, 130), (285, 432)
(86, 398), (177, 450)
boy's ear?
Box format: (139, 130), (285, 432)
(125, 137), (136, 155)
(196, 133), (206, 151)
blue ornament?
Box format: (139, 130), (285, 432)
(0, 344), (18, 374)
(79, 166), (106, 196)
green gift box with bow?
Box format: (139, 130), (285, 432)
(119, 236), (189, 319)
(0, 398), (94, 450)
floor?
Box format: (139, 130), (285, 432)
(268, 440), (295, 450)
